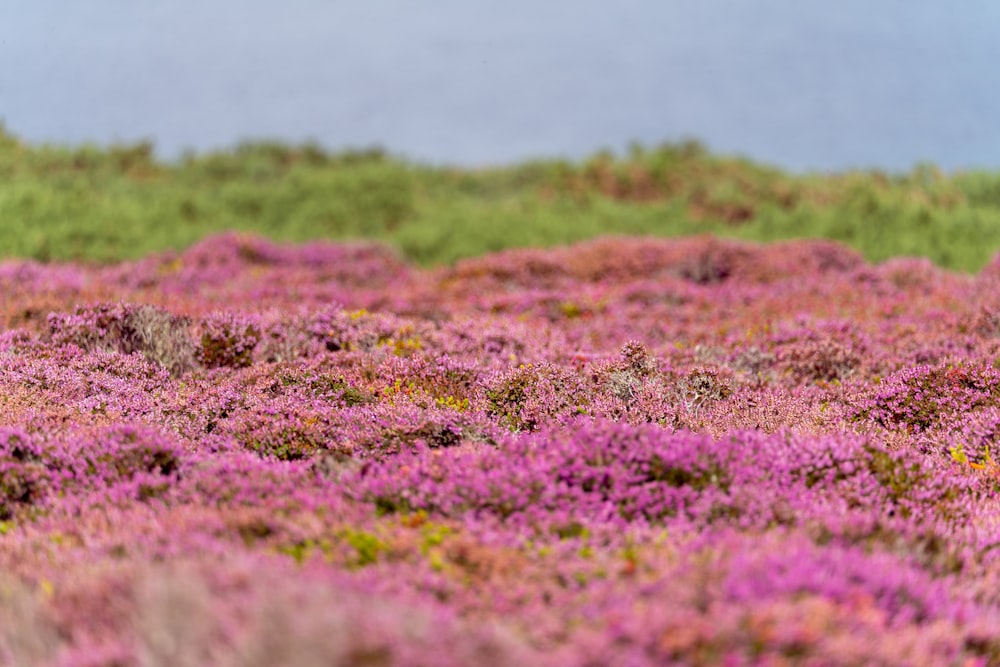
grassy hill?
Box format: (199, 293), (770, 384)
(4, 124), (1000, 271)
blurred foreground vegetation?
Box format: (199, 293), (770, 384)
(3, 125), (1000, 271)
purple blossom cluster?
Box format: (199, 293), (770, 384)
(6, 232), (1000, 664)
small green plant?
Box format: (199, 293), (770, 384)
(339, 528), (389, 568)
(277, 538), (333, 565)
(950, 443), (996, 471)
(434, 395), (470, 411)
(486, 363), (590, 432)
(485, 365), (539, 431)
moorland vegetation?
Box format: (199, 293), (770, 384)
(6, 130), (1000, 664)
(4, 124), (1000, 270)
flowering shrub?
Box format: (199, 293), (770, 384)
(48, 302), (196, 375)
(225, 397), (340, 462)
(0, 429), (50, 520)
(859, 362), (1000, 431)
(485, 362), (590, 431)
(198, 311), (262, 369)
(8, 233), (1000, 664)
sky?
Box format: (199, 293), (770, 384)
(1, 0), (998, 171)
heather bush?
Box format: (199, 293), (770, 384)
(675, 237), (750, 284)
(0, 428), (50, 520)
(674, 366), (733, 415)
(122, 305), (198, 376)
(619, 340), (658, 376)
(62, 424), (185, 500)
(562, 531), (991, 666)
(159, 379), (250, 441)
(173, 449), (316, 508)
(776, 338), (862, 384)
(424, 316), (566, 368)
(264, 364), (376, 407)
(585, 342), (690, 426)
(859, 362), (1000, 431)
(373, 354), (479, 407)
(968, 304), (1000, 339)
(929, 405), (1000, 466)
(48, 302), (196, 375)
(360, 417), (476, 455)
(704, 384), (844, 435)
(257, 311), (323, 363)
(600, 340), (658, 399)
(321, 402), (500, 461)
(225, 396), (340, 462)
(198, 311), (262, 369)
(485, 362), (590, 432)
(306, 306), (404, 354)
(351, 422), (973, 534)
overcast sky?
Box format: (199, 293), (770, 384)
(1, 0), (998, 171)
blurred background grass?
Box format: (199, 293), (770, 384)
(3, 124), (1000, 272)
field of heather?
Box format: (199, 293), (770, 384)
(7, 231), (1000, 665)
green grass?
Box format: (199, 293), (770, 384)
(3, 124), (1000, 272)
